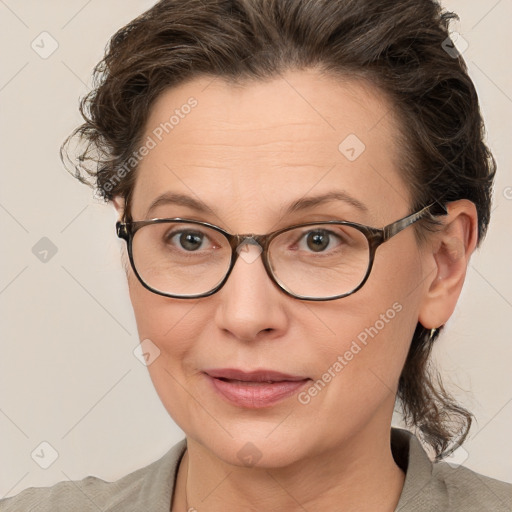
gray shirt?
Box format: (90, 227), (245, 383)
(1, 427), (511, 511)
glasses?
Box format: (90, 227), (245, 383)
(116, 201), (447, 301)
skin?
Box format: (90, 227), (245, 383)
(112, 68), (478, 511)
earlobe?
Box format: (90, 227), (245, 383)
(418, 199), (479, 330)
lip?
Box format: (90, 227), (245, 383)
(203, 368), (311, 408)
(204, 368), (309, 382)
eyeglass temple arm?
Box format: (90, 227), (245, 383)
(383, 201), (448, 241)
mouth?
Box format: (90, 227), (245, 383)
(203, 368), (311, 408)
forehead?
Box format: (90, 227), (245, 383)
(130, 68), (410, 225)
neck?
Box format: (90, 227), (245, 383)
(172, 424), (405, 512)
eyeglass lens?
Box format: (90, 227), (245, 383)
(131, 221), (371, 298)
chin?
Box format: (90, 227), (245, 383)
(189, 424), (315, 469)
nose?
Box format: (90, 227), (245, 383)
(213, 241), (289, 341)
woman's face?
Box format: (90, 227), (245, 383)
(117, 69), (434, 467)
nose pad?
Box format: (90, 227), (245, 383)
(235, 238), (263, 264)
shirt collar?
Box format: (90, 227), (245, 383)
(391, 427), (437, 511)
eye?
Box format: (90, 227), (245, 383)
(165, 229), (211, 252)
(298, 229), (344, 253)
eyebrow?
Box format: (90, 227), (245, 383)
(285, 191), (368, 215)
(144, 190), (368, 219)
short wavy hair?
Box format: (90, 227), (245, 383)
(61, 0), (496, 460)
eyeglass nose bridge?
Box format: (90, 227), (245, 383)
(231, 235), (266, 265)
(222, 233), (288, 297)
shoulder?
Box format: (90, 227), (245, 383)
(430, 460), (512, 511)
(391, 427), (512, 512)
(0, 439), (187, 512)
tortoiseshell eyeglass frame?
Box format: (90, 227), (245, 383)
(116, 201), (448, 301)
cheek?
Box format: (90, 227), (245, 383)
(304, 299), (411, 395)
(294, 299), (414, 451)
(127, 268), (199, 338)
(128, 277), (212, 428)
(301, 247), (423, 416)
(127, 273), (202, 376)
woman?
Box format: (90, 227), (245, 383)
(1, 0), (510, 510)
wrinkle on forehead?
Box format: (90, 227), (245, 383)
(130, 68), (411, 226)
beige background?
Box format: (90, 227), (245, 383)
(1, 0), (511, 498)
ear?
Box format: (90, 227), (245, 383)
(112, 195), (125, 221)
(418, 199), (479, 330)
(112, 195), (131, 275)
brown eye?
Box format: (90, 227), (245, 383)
(175, 231), (205, 251)
(305, 230), (332, 252)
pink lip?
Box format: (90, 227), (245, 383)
(203, 368), (311, 408)
(204, 368), (309, 382)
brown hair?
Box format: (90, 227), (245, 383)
(61, 0), (496, 459)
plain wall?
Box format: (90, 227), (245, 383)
(1, 0), (511, 498)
